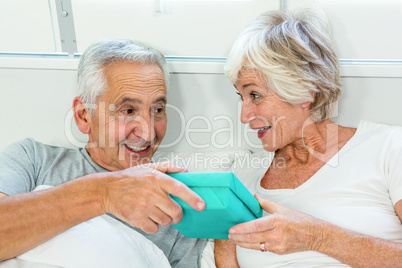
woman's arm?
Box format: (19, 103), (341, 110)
(228, 195), (402, 268)
(214, 239), (239, 268)
(319, 199), (402, 268)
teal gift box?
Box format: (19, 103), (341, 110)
(168, 172), (262, 239)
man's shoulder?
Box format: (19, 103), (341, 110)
(1, 138), (88, 171)
(6, 138), (66, 150)
(4, 138), (76, 157)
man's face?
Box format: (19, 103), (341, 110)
(86, 62), (167, 171)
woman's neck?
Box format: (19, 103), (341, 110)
(277, 119), (339, 165)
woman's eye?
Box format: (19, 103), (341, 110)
(251, 92), (261, 99)
(236, 92), (243, 101)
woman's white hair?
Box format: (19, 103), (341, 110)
(77, 39), (169, 115)
(225, 8), (341, 122)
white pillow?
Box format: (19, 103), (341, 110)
(16, 215), (171, 268)
(12, 186), (171, 268)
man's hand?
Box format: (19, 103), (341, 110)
(99, 162), (206, 233)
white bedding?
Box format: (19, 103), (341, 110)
(14, 214), (170, 268)
(1, 185), (171, 268)
(1, 215), (218, 268)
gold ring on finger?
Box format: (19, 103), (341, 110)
(260, 242), (267, 252)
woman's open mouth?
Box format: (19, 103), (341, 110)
(257, 126), (271, 138)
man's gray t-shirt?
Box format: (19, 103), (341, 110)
(0, 138), (206, 268)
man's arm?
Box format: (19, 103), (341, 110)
(0, 163), (205, 261)
(0, 176), (104, 260)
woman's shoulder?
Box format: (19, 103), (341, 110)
(356, 120), (402, 138)
(345, 121), (402, 151)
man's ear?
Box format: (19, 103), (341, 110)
(73, 97), (91, 134)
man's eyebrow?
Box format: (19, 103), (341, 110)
(116, 97), (141, 106)
(155, 96), (167, 104)
(116, 96), (167, 106)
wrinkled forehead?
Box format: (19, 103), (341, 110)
(102, 61), (166, 103)
(235, 68), (269, 88)
(103, 61), (165, 84)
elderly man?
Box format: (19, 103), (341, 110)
(0, 39), (206, 267)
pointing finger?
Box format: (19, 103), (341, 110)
(158, 172), (206, 213)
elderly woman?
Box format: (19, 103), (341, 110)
(215, 8), (402, 268)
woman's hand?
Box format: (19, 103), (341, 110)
(228, 194), (325, 255)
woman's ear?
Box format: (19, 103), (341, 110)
(301, 101), (311, 109)
(73, 97), (91, 134)
(301, 90), (316, 109)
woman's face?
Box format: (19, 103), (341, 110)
(235, 69), (311, 152)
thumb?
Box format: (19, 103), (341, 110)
(255, 194), (282, 214)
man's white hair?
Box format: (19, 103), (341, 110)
(77, 39), (169, 115)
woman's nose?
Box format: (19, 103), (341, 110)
(240, 101), (255, 124)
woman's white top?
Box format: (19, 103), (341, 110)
(232, 121), (402, 268)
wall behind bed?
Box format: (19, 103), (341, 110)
(1, 59), (402, 152)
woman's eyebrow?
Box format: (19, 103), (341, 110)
(243, 83), (257, 89)
(234, 83), (256, 90)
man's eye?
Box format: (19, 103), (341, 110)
(153, 106), (165, 114)
(122, 109), (134, 115)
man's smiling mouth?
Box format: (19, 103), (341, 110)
(124, 144), (149, 152)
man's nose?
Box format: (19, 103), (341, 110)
(132, 113), (156, 143)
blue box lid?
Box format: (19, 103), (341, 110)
(168, 172), (262, 239)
